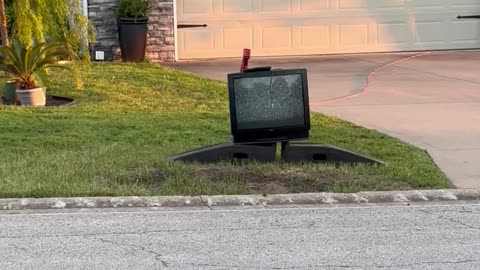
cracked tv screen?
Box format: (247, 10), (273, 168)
(233, 74), (305, 130)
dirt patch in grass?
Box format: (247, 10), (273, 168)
(190, 165), (412, 195)
(189, 165), (413, 195)
(193, 166), (293, 194)
(116, 164), (414, 196)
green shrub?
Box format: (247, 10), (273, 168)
(116, 0), (150, 20)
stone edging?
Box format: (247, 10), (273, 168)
(1, 189), (479, 211)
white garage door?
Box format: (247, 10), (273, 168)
(177, 0), (480, 59)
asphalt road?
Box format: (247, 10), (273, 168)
(1, 202), (480, 270)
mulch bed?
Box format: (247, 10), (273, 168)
(1, 95), (75, 107)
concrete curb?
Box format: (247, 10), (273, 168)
(1, 189), (480, 211)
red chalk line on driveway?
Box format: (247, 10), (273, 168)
(310, 52), (432, 106)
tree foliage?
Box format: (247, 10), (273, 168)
(11, 0), (94, 60)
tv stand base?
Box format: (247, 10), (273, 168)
(169, 142), (383, 165)
(281, 143), (383, 165)
(168, 143), (277, 163)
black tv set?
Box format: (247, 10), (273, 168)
(227, 69), (310, 144)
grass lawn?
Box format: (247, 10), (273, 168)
(0, 63), (451, 198)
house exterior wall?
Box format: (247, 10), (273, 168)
(89, 0), (480, 61)
(88, 0), (175, 62)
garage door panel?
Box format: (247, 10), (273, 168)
(450, 21), (480, 42)
(260, 0), (292, 13)
(299, 0), (329, 11)
(338, 0), (405, 10)
(181, 0), (213, 16)
(222, 0), (254, 14)
(300, 25), (330, 48)
(261, 27), (292, 49)
(223, 28), (253, 50)
(374, 0), (405, 9)
(415, 21), (445, 43)
(182, 30), (215, 51)
(339, 24), (369, 47)
(177, 0), (480, 59)
(377, 22), (410, 45)
(412, 0), (447, 9)
(454, 0), (480, 4)
(452, 1), (480, 15)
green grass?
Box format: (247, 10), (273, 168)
(0, 63), (451, 198)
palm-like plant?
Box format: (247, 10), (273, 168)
(0, 40), (71, 90)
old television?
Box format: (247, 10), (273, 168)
(227, 69), (310, 144)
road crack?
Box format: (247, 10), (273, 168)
(97, 237), (168, 267)
(419, 209), (480, 230)
(199, 195), (214, 211)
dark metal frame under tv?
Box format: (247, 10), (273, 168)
(227, 68), (310, 144)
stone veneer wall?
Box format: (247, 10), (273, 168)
(88, 0), (175, 62)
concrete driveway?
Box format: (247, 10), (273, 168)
(165, 51), (480, 189)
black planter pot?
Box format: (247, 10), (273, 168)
(117, 17), (148, 62)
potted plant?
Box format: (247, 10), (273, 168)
(3, 79), (17, 104)
(0, 40), (72, 107)
(116, 0), (149, 62)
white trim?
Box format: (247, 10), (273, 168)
(173, 0), (179, 62)
(82, 0), (88, 17)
